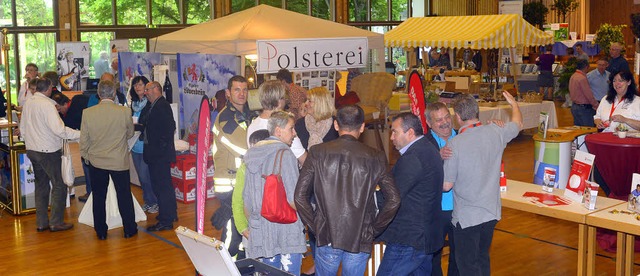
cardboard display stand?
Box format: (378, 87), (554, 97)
(175, 226), (292, 276)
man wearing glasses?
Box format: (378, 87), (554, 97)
(606, 42), (629, 76)
(138, 81), (177, 232)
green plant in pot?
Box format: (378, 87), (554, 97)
(551, 0), (579, 23)
(523, 1), (549, 29)
(594, 23), (626, 56)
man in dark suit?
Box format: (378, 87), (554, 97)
(79, 80), (137, 240)
(139, 81), (176, 232)
(377, 112), (444, 275)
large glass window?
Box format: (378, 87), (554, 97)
(286, 0), (308, 14)
(185, 0), (211, 24)
(232, 0), (255, 13)
(0, 0), (13, 27)
(312, 0), (331, 19)
(371, 0), (387, 21)
(129, 38), (147, 52)
(15, 0), (54, 27)
(19, 32), (56, 73)
(391, 0), (408, 21)
(1, 34), (17, 99)
(349, 0), (367, 21)
(152, 0), (180, 25)
(260, 0), (282, 8)
(79, 0), (113, 25)
(80, 32), (113, 77)
(117, 0), (146, 25)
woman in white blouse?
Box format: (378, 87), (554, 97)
(594, 71), (640, 132)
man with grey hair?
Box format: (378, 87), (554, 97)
(443, 92), (522, 275)
(21, 78), (81, 232)
(242, 110), (306, 274)
(80, 80), (137, 240)
(606, 42), (629, 76)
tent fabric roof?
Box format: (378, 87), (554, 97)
(384, 14), (554, 49)
(152, 5), (384, 55)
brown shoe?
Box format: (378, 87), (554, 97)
(50, 223), (74, 232)
(78, 193), (90, 202)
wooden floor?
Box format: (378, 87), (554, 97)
(1, 101), (637, 275)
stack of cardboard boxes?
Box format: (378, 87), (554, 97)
(170, 134), (215, 204)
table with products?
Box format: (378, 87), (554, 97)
(585, 203), (638, 276)
(501, 180), (624, 275)
(585, 132), (640, 199)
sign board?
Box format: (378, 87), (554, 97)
(498, 0), (523, 17)
(256, 37), (368, 73)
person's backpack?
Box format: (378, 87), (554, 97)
(260, 149), (297, 224)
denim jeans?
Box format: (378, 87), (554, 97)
(131, 152), (157, 206)
(260, 253), (302, 276)
(453, 220), (498, 276)
(27, 150), (67, 227)
(315, 245), (370, 276)
(570, 104), (596, 127)
(377, 243), (433, 276)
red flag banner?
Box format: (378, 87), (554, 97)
(407, 70), (427, 132)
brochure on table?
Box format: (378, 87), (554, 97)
(564, 150), (595, 202)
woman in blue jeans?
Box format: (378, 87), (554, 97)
(129, 76), (158, 213)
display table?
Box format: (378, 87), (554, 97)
(501, 180), (624, 275)
(585, 133), (640, 199)
(450, 101), (558, 130)
(532, 126), (597, 189)
(552, 41), (600, 57)
(585, 203), (637, 276)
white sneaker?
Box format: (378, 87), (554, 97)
(147, 204), (159, 214)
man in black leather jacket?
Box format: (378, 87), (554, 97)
(295, 105), (400, 276)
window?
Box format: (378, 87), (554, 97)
(79, 0), (113, 25)
(116, 0), (146, 25)
(81, 32), (114, 77)
(185, 0), (211, 24)
(286, 0), (308, 14)
(15, 0), (55, 27)
(152, 0), (180, 25)
(311, 0), (331, 19)
(0, 0), (13, 27)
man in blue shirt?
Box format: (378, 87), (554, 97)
(424, 102), (458, 276)
(586, 58), (610, 102)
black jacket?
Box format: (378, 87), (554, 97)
(295, 134), (400, 253)
(377, 137), (444, 253)
(139, 96), (176, 164)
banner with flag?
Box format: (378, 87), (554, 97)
(407, 70), (427, 132)
(195, 96), (211, 234)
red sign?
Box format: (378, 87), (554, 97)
(407, 70), (427, 132)
(195, 96), (211, 234)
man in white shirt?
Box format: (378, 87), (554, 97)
(20, 78), (81, 233)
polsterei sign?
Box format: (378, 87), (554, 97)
(256, 37), (368, 74)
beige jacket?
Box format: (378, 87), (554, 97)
(80, 100), (134, 171)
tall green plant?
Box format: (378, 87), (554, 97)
(523, 1), (549, 29)
(551, 0), (579, 23)
(594, 23), (626, 56)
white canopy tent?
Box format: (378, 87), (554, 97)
(151, 5), (385, 71)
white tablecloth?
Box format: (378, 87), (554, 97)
(451, 101), (558, 129)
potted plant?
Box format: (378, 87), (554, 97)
(551, 0), (579, 23)
(523, 1), (549, 62)
(616, 124), (629, 138)
(594, 23), (626, 56)
(523, 1), (549, 29)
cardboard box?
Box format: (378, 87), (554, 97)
(188, 133), (214, 155)
(173, 177), (216, 204)
(171, 154), (214, 180)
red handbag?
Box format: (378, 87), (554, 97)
(260, 149), (298, 224)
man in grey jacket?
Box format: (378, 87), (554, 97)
(242, 111), (306, 275)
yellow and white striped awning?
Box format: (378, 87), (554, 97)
(384, 14), (554, 49)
